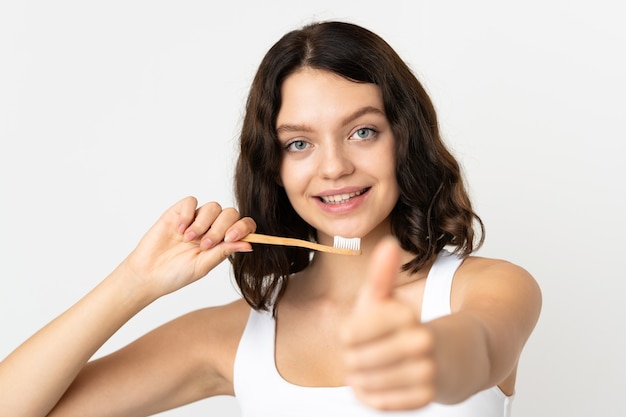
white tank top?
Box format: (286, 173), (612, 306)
(233, 250), (514, 416)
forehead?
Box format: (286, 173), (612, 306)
(276, 68), (384, 125)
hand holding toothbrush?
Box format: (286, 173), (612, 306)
(120, 196), (256, 301)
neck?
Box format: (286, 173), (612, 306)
(287, 228), (420, 306)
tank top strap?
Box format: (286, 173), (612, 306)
(420, 249), (464, 322)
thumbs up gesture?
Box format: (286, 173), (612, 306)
(341, 237), (437, 411)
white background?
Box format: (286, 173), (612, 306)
(1, 1), (625, 416)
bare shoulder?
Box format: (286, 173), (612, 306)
(178, 298), (251, 376)
(131, 298), (251, 395)
(452, 256), (542, 318)
(185, 297), (251, 332)
(456, 255), (539, 289)
(166, 298), (250, 340)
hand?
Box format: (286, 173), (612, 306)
(341, 237), (437, 411)
(120, 196), (255, 300)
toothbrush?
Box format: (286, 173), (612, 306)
(240, 233), (361, 255)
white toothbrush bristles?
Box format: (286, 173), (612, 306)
(333, 236), (361, 251)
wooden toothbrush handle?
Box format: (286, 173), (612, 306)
(240, 233), (360, 256)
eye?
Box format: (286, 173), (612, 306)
(350, 127), (377, 140)
(285, 139), (310, 152)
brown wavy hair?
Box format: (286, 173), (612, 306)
(230, 21), (484, 311)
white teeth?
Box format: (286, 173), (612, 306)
(320, 189), (365, 204)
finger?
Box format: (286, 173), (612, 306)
(183, 202), (222, 242)
(167, 196), (199, 234)
(344, 325), (434, 372)
(342, 300), (415, 347)
(223, 217), (257, 242)
(348, 355), (436, 394)
(354, 236), (403, 311)
(193, 239), (255, 275)
(352, 379), (436, 411)
(198, 207), (254, 249)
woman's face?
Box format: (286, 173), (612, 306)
(276, 68), (399, 245)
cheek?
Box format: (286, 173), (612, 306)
(364, 145), (396, 179)
(371, 146), (400, 199)
(279, 160), (306, 199)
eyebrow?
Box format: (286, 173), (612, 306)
(276, 106), (386, 136)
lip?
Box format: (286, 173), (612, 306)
(314, 186), (371, 212)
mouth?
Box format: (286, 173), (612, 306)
(317, 188), (370, 204)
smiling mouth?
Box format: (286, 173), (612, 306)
(318, 188), (369, 204)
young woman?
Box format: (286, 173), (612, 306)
(0, 21), (541, 417)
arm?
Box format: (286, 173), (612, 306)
(48, 301), (250, 417)
(341, 237), (542, 411)
(0, 197), (255, 417)
(425, 257), (541, 402)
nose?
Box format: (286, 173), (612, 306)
(317, 139), (355, 179)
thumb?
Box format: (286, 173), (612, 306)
(354, 236), (403, 311)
